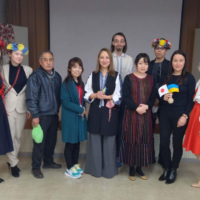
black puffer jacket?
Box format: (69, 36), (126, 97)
(26, 66), (62, 118)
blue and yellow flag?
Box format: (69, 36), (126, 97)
(102, 87), (107, 93)
(167, 84), (179, 93)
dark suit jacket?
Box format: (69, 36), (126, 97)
(147, 58), (170, 87)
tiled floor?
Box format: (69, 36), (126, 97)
(0, 156), (199, 200)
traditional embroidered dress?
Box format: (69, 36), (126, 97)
(120, 73), (155, 167)
(183, 80), (200, 154)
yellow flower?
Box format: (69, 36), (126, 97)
(18, 44), (24, 51)
(159, 40), (166, 46)
(7, 43), (13, 50)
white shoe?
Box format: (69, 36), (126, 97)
(64, 167), (81, 179)
(74, 164), (83, 174)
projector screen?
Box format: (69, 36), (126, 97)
(50, 0), (183, 81)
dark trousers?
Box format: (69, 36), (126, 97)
(151, 109), (162, 164)
(32, 115), (59, 169)
(116, 101), (125, 157)
(159, 107), (187, 169)
(64, 142), (80, 169)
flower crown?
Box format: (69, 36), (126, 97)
(151, 38), (172, 49)
(7, 43), (29, 55)
(0, 38), (6, 50)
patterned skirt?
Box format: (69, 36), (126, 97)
(120, 108), (154, 167)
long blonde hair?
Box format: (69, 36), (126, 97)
(94, 48), (115, 77)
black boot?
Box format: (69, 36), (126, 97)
(159, 168), (170, 181)
(11, 166), (20, 178)
(165, 168), (177, 184)
(7, 162), (20, 172)
(0, 178), (4, 183)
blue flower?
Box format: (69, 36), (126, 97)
(22, 47), (28, 55)
(12, 43), (18, 51)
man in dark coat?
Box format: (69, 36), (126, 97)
(147, 38), (172, 165)
(26, 50), (62, 179)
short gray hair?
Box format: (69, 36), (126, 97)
(39, 50), (54, 60)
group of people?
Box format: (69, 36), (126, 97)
(0, 32), (200, 188)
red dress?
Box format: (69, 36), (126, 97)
(183, 81), (200, 154)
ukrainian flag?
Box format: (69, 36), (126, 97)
(168, 84), (179, 93)
(102, 87), (107, 93)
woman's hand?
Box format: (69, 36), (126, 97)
(139, 104), (149, 110)
(163, 93), (173, 101)
(26, 111), (31, 119)
(136, 106), (146, 115)
(96, 91), (106, 99)
(79, 107), (86, 117)
(154, 98), (159, 107)
(177, 116), (187, 127)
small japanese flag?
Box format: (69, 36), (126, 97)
(158, 84), (169, 97)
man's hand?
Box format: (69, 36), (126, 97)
(32, 118), (40, 127)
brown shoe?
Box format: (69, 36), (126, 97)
(128, 176), (136, 181)
(136, 173), (148, 180)
(32, 169), (44, 179)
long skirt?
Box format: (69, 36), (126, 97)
(183, 102), (200, 155)
(0, 97), (13, 155)
(84, 133), (118, 179)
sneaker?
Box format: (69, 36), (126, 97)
(65, 167), (81, 179)
(117, 157), (122, 168)
(74, 164), (83, 174)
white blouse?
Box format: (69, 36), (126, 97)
(84, 72), (122, 107)
(194, 79), (200, 104)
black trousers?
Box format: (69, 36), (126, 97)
(64, 142), (80, 169)
(151, 108), (162, 164)
(32, 115), (59, 169)
(159, 107), (187, 169)
(116, 101), (125, 157)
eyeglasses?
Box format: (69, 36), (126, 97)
(155, 47), (165, 50)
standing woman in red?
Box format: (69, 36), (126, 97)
(0, 38), (13, 183)
(183, 69), (200, 188)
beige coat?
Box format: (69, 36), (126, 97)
(2, 64), (33, 113)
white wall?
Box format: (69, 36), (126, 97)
(50, 0), (183, 81)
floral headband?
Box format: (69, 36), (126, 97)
(0, 38), (6, 50)
(151, 38), (172, 49)
(7, 43), (29, 55)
